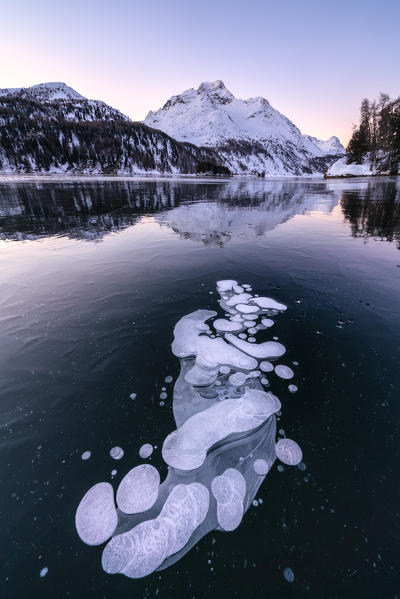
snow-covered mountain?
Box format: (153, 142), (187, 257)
(0, 84), (227, 175)
(144, 80), (344, 176)
(305, 135), (345, 156)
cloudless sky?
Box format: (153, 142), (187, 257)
(1, 0), (399, 144)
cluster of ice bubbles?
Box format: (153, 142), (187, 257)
(75, 279), (303, 580)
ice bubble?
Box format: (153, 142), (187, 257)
(261, 377), (269, 385)
(288, 384), (298, 393)
(162, 389), (281, 470)
(236, 304), (258, 314)
(243, 321), (255, 327)
(116, 464), (160, 514)
(159, 401), (165, 406)
(253, 459), (269, 476)
(245, 314), (258, 320)
(81, 451), (91, 461)
(75, 482), (118, 546)
(252, 500), (258, 507)
(225, 334), (286, 359)
(217, 280), (238, 292)
(247, 327), (257, 335)
(261, 318), (274, 328)
(238, 333), (247, 339)
(213, 319), (243, 332)
(110, 447), (124, 460)
(103, 482), (210, 579)
(277, 465), (284, 472)
(275, 438), (303, 466)
(164, 376), (173, 383)
(233, 285), (244, 294)
(111, 469), (117, 476)
(229, 372), (247, 386)
(260, 361), (274, 372)
(230, 314), (244, 322)
(40, 567), (48, 578)
(248, 337), (256, 343)
(292, 361), (299, 366)
(129, 393), (137, 400)
(249, 370), (261, 378)
(219, 366), (231, 374)
(160, 392), (167, 400)
(284, 567), (295, 583)
(279, 429), (285, 435)
(250, 297), (287, 311)
(242, 284), (251, 289)
(211, 468), (246, 532)
(275, 365), (294, 380)
(226, 293), (253, 307)
(139, 443), (153, 459)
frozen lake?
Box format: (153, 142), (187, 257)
(0, 176), (399, 598)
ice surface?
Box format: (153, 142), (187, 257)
(162, 388), (281, 470)
(213, 318), (243, 332)
(250, 297), (287, 311)
(75, 482), (118, 546)
(139, 443), (153, 458)
(110, 447), (124, 460)
(275, 365), (294, 379)
(226, 334), (286, 359)
(253, 458), (269, 475)
(116, 464), (160, 514)
(275, 438), (303, 466)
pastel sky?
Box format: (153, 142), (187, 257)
(1, 0), (399, 145)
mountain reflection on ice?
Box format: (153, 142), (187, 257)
(75, 279), (302, 580)
(0, 176), (399, 245)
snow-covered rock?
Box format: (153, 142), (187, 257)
(0, 82), (86, 102)
(326, 156), (374, 177)
(144, 80), (343, 176)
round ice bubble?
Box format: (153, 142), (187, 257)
(139, 443), (153, 458)
(116, 464), (160, 514)
(261, 318), (274, 328)
(275, 365), (294, 380)
(236, 304), (258, 314)
(81, 451), (91, 461)
(260, 361), (274, 372)
(276, 438), (303, 466)
(288, 384), (298, 393)
(229, 372), (247, 386)
(253, 458), (269, 476)
(130, 393), (137, 400)
(164, 376), (173, 383)
(219, 366), (231, 374)
(110, 447), (124, 460)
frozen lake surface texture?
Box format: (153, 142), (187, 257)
(0, 176), (399, 598)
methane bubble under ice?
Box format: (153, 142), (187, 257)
(75, 482), (118, 546)
(225, 334), (286, 359)
(213, 319), (243, 332)
(116, 465), (160, 514)
(211, 468), (246, 531)
(276, 438), (303, 466)
(102, 482), (209, 579)
(253, 458), (269, 476)
(275, 365), (294, 380)
(139, 443), (153, 458)
(110, 447), (124, 460)
(260, 361), (274, 372)
(162, 388), (281, 470)
(250, 297), (287, 311)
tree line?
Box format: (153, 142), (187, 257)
(347, 93), (400, 173)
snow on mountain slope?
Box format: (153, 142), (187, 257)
(144, 80), (343, 176)
(0, 82), (130, 122)
(305, 135), (345, 155)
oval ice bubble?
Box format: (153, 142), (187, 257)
(275, 438), (303, 466)
(261, 318), (274, 327)
(225, 333), (286, 359)
(110, 446), (124, 460)
(250, 297), (287, 311)
(81, 450), (91, 460)
(253, 458), (269, 475)
(139, 443), (153, 458)
(275, 365), (294, 379)
(75, 482), (118, 546)
(236, 303), (258, 314)
(260, 361), (274, 372)
(213, 318), (243, 332)
(116, 464), (160, 514)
